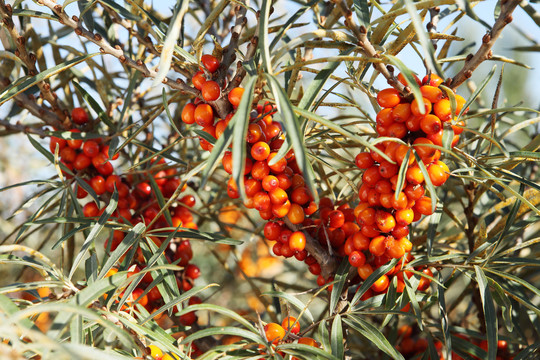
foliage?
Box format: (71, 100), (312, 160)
(0, 0), (539, 359)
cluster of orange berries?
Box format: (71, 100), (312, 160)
(182, 54), (464, 299)
(48, 108), (202, 327)
(396, 324), (513, 360)
(262, 317), (318, 359)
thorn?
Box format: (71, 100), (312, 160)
(504, 14), (513, 24)
(136, 59), (143, 66)
(482, 33), (491, 44)
(99, 48), (105, 53)
(72, 15), (79, 22)
(29, 53), (37, 63)
(359, 25), (367, 34)
(42, 83), (50, 91)
(53, 5), (62, 13)
(114, 45), (122, 50)
(17, 36), (26, 46)
(94, 33), (102, 41)
(464, 70), (473, 79)
(119, 55), (127, 63)
(75, 27), (83, 35)
(386, 65), (394, 73)
(466, 54), (474, 61)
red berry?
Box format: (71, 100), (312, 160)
(72, 107), (89, 125)
(201, 54), (220, 73)
(201, 81), (220, 101)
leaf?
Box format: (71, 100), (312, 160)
(353, 0), (370, 30)
(153, 0), (190, 86)
(351, 258), (399, 306)
(344, 315), (406, 360)
(69, 189), (118, 279)
(331, 315), (344, 359)
(403, 0), (444, 77)
(458, 65), (496, 118)
(261, 291), (314, 322)
(259, 0), (273, 74)
(266, 74), (319, 201)
(97, 0), (140, 21)
(78, 0), (95, 32)
(269, 0), (318, 50)
(329, 259), (349, 313)
(98, 223), (145, 279)
(0, 53), (98, 106)
(181, 326), (264, 345)
(474, 266), (498, 360)
(385, 55), (424, 113)
(169, 303), (258, 332)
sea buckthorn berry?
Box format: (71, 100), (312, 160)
(67, 129), (83, 149)
(357, 206), (376, 225)
(201, 54), (219, 73)
(411, 97), (432, 116)
(244, 179), (262, 197)
(246, 123), (263, 143)
(372, 274), (390, 292)
(414, 196), (434, 216)
(72, 107), (89, 125)
(148, 345), (163, 359)
(420, 114), (442, 135)
(253, 191), (271, 211)
(228, 87), (244, 107)
(392, 192), (409, 210)
(355, 152), (374, 169)
(369, 235), (387, 257)
(81, 141), (98, 158)
(428, 161), (449, 186)
(392, 103), (411, 123)
(181, 103), (196, 124)
(395, 145), (414, 166)
(264, 122), (281, 140)
(427, 128), (444, 146)
(194, 104), (214, 127)
(192, 71), (206, 90)
(276, 173), (292, 190)
(387, 122), (407, 139)
(404, 183), (425, 201)
(406, 165), (424, 185)
(397, 72), (421, 87)
(452, 120), (465, 135)
(264, 222), (282, 240)
(395, 208), (414, 226)
(71, 153), (90, 170)
(101, 145), (119, 160)
(363, 166), (381, 186)
(49, 136), (67, 153)
(406, 114), (422, 132)
(376, 107), (394, 127)
(455, 94), (467, 114)
(375, 179), (392, 194)
(413, 137), (437, 160)
(264, 323), (286, 344)
(357, 263), (373, 280)
(287, 203), (305, 224)
(291, 186), (311, 205)
(385, 237), (406, 259)
(328, 210), (345, 228)
(61, 147), (78, 164)
(251, 141), (271, 161)
(367, 189), (380, 207)
(252, 160), (270, 180)
(282, 316), (300, 334)
(433, 98), (453, 122)
(83, 202), (99, 217)
(420, 85), (443, 103)
(201, 80), (220, 101)
(377, 88), (401, 108)
(417, 268), (433, 291)
(89, 175), (105, 195)
(422, 73), (443, 86)
(378, 161), (398, 179)
(376, 210), (396, 233)
(136, 182), (152, 198)
(348, 250), (366, 267)
(262, 175), (279, 192)
(267, 153), (287, 173)
(305, 201), (318, 216)
(185, 264), (200, 279)
(289, 231), (306, 252)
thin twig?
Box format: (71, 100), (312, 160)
(449, 0), (520, 90)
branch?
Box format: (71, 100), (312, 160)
(449, 0), (520, 90)
(330, 0), (408, 95)
(37, 0), (199, 97)
(0, 0), (68, 126)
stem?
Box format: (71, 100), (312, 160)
(449, 0), (520, 90)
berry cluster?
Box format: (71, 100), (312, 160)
(396, 324), (513, 359)
(48, 109), (202, 328)
(181, 54), (464, 302)
(263, 317), (318, 359)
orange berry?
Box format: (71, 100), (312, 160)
(433, 99), (453, 122)
(348, 250), (366, 267)
(201, 54), (220, 73)
(262, 175), (279, 192)
(181, 103), (196, 125)
(269, 187), (288, 204)
(387, 122), (408, 139)
(371, 274), (390, 292)
(392, 103), (411, 123)
(287, 203), (305, 224)
(413, 137), (437, 160)
(357, 263), (373, 280)
(192, 71), (206, 90)
(297, 337), (317, 347)
(411, 97), (432, 116)
(395, 208), (414, 226)
(251, 160), (270, 180)
(427, 161), (449, 186)
(194, 104), (214, 127)
(67, 129), (83, 149)
(369, 235), (387, 257)
(406, 165), (424, 185)
(397, 72), (421, 87)
(417, 268), (433, 291)
(420, 114), (442, 135)
(281, 316), (300, 334)
(289, 231), (306, 252)
(264, 323), (286, 344)
(406, 114), (422, 132)
(375, 210), (396, 233)
(355, 152), (374, 169)
(253, 191), (271, 211)
(272, 199), (291, 218)
(420, 85), (443, 103)
(377, 88), (401, 108)
(246, 123), (263, 143)
(378, 161), (399, 179)
(228, 87), (244, 107)
(414, 196), (433, 216)
(267, 153), (287, 173)
(201, 80), (220, 101)
(251, 141), (271, 161)
(422, 73), (443, 86)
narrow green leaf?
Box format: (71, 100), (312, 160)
(329, 259), (349, 313)
(69, 190), (118, 279)
(98, 223), (145, 279)
(351, 258), (398, 306)
(331, 315), (344, 359)
(261, 291), (314, 322)
(459, 65), (496, 118)
(413, 151), (438, 212)
(385, 55), (424, 113)
(474, 266), (498, 360)
(266, 74), (318, 201)
(259, 0), (273, 73)
(344, 316), (406, 360)
(353, 0), (370, 30)
(403, 275), (423, 331)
